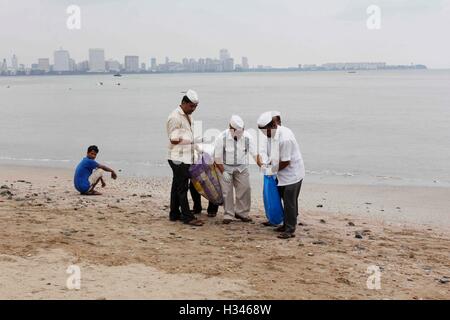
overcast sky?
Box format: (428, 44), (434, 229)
(1, 0), (449, 68)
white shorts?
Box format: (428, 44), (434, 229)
(88, 169), (104, 186)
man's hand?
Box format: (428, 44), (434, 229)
(111, 171), (118, 180)
(256, 155), (263, 168)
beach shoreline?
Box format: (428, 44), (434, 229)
(0, 164), (449, 299)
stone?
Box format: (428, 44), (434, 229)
(439, 276), (449, 284)
(355, 232), (363, 239)
(0, 189), (12, 196)
(316, 204), (323, 208)
(320, 219), (326, 224)
(348, 222), (355, 226)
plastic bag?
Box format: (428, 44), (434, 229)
(189, 153), (224, 206)
(263, 175), (284, 225)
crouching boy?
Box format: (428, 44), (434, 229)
(74, 145), (117, 195)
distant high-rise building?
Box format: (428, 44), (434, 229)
(124, 56), (139, 72)
(223, 58), (234, 72)
(106, 59), (121, 72)
(11, 54), (18, 70)
(1, 59), (7, 73)
(165, 57), (170, 64)
(141, 63), (147, 71)
(150, 58), (157, 70)
(53, 48), (71, 72)
(242, 57), (249, 70)
(69, 59), (76, 72)
(220, 49), (230, 61)
(89, 49), (106, 72)
(76, 60), (89, 72)
(38, 58), (50, 72)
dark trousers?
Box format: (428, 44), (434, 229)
(168, 160), (195, 222)
(189, 181), (219, 214)
(278, 179), (303, 234)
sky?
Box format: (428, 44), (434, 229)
(1, 0), (450, 68)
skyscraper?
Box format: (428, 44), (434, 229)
(1, 59), (7, 73)
(11, 54), (18, 71)
(124, 56), (139, 72)
(38, 58), (50, 72)
(53, 48), (71, 72)
(242, 57), (249, 70)
(106, 59), (121, 72)
(76, 60), (89, 72)
(223, 58), (235, 72)
(89, 48), (106, 72)
(220, 49), (230, 61)
(150, 58), (157, 71)
(69, 59), (76, 72)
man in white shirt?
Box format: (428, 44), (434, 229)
(166, 89), (204, 226)
(257, 112), (305, 239)
(214, 115), (262, 224)
(260, 111), (283, 227)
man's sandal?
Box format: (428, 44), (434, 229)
(185, 219), (204, 226)
(278, 232), (295, 239)
(235, 215), (252, 223)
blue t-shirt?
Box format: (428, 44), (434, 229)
(74, 157), (99, 193)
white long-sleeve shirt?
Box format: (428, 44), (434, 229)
(166, 106), (197, 164)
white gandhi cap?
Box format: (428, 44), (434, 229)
(185, 89), (199, 104)
(257, 112), (273, 128)
(230, 115), (244, 130)
(272, 111), (281, 118)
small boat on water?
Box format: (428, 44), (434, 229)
(114, 73), (122, 77)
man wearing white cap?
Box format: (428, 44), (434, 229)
(257, 112), (305, 239)
(214, 115), (262, 224)
(259, 111), (282, 227)
(166, 89), (204, 226)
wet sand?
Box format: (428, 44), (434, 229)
(0, 165), (449, 299)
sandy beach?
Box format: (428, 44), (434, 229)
(0, 164), (449, 300)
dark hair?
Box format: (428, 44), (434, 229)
(87, 145), (99, 153)
(181, 95), (192, 104)
(259, 120), (276, 130)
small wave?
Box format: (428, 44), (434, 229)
(0, 156), (72, 163)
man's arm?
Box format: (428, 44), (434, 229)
(278, 161), (290, 171)
(167, 118), (193, 146)
(98, 164), (117, 180)
(278, 139), (292, 172)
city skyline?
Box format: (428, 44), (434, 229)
(0, 47), (253, 75)
(0, 1), (449, 69)
(0, 45), (427, 76)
